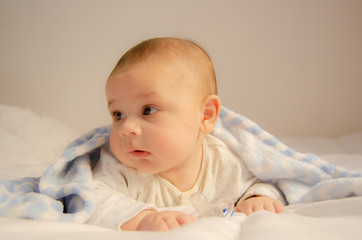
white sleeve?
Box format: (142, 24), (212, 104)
(239, 181), (286, 205)
(87, 179), (155, 230)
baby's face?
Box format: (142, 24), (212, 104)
(106, 56), (205, 178)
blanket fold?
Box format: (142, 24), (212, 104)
(1, 107), (361, 222)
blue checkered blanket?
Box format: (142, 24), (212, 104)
(1, 107), (361, 223)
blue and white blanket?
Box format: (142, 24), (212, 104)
(1, 107), (361, 223)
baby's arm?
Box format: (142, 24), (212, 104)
(235, 195), (284, 215)
(89, 178), (196, 231)
(121, 209), (196, 231)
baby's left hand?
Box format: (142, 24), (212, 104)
(235, 196), (284, 216)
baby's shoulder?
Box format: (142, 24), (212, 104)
(205, 134), (235, 153)
(204, 134), (241, 163)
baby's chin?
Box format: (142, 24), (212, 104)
(122, 159), (164, 175)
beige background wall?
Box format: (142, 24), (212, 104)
(1, 0), (361, 137)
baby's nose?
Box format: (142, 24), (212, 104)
(118, 118), (141, 137)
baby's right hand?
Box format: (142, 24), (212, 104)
(137, 210), (196, 231)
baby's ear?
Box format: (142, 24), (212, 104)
(200, 95), (221, 134)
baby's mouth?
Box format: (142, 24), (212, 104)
(129, 150), (151, 158)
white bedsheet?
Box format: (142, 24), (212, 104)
(1, 197), (362, 240)
(1, 104), (361, 240)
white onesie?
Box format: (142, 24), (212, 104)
(88, 134), (284, 229)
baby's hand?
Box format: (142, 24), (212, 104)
(137, 210), (196, 232)
(235, 196), (284, 216)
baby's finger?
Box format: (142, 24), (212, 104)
(176, 213), (197, 225)
(155, 222), (169, 232)
(236, 204), (253, 215)
(263, 201), (277, 213)
(145, 219), (169, 232)
(273, 201), (285, 213)
(164, 216), (180, 230)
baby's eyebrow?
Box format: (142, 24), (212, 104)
(138, 91), (158, 98)
(107, 100), (116, 107)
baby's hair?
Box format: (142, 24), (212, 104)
(111, 37), (217, 95)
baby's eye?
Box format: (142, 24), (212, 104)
(113, 111), (125, 121)
(142, 106), (158, 116)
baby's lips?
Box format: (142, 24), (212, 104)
(129, 150), (151, 158)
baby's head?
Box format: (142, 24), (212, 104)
(110, 37), (217, 100)
(106, 38), (220, 186)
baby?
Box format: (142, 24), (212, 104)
(88, 37), (284, 231)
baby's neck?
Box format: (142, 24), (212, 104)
(159, 145), (203, 192)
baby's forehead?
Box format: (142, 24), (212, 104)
(108, 56), (204, 97)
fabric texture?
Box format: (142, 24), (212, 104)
(0, 107), (361, 223)
(88, 135), (283, 229)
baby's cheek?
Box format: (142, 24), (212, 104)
(109, 134), (124, 159)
